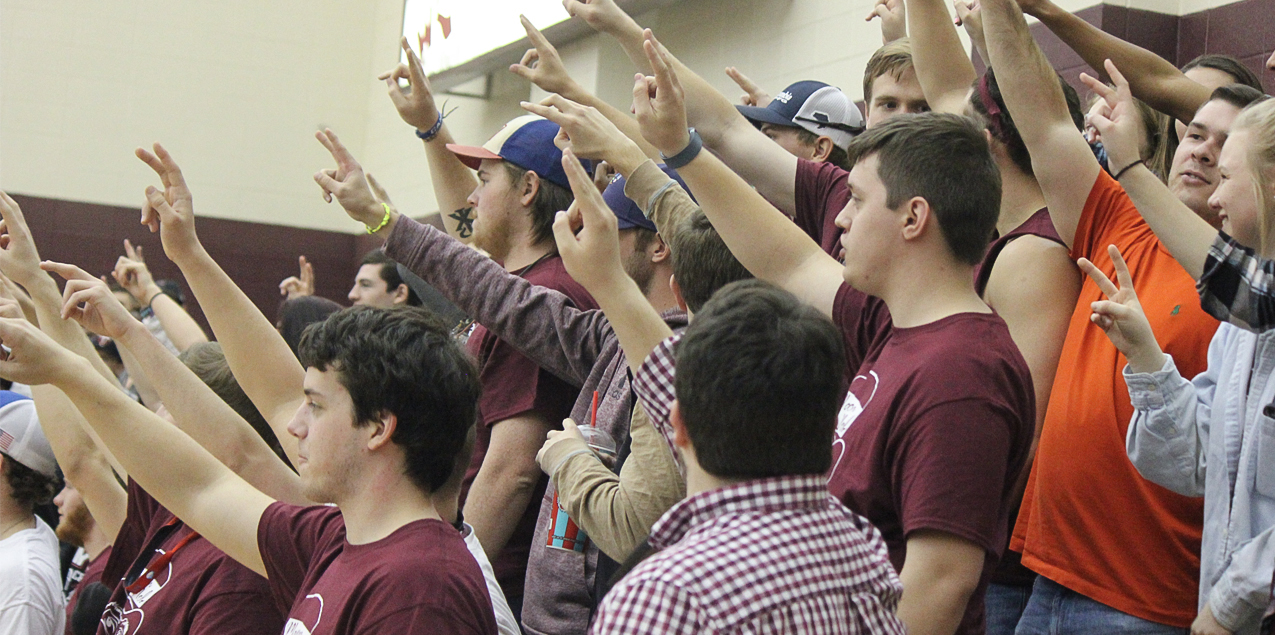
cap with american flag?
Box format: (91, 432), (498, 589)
(0, 390), (56, 479)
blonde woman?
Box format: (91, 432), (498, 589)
(1083, 60), (1274, 635)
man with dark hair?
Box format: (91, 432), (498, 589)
(629, 32), (1033, 635)
(0, 393), (65, 635)
(0, 303), (498, 634)
(348, 249), (420, 308)
(591, 281), (904, 634)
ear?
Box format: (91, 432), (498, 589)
(649, 234), (670, 264)
(670, 274), (688, 312)
(812, 136), (836, 163)
(901, 197), (931, 243)
(519, 170), (541, 208)
(670, 401), (691, 450)
(366, 410), (398, 452)
(391, 283), (410, 306)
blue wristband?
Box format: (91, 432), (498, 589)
(660, 128), (702, 169)
(415, 112), (445, 142)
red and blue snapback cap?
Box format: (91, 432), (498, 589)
(446, 114), (583, 190)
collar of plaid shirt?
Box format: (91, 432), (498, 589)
(648, 473), (833, 550)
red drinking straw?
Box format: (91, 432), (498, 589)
(590, 391), (598, 427)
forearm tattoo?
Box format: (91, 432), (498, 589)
(449, 207), (475, 238)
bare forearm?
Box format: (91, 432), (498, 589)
(1120, 167), (1213, 278)
(1032, 1), (1207, 123)
(982, 0), (1070, 148)
(116, 344), (161, 411)
(30, 385), (127, 538)
(423, 125), (480, 242)
(146, 293), (208, 352)
(464, 467), (539, 558)
(907, 0), (978, 114)
(173, 249), (304, 463)
(116, 322), (306, 504)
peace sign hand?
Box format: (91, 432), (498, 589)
(1078, 244), (1167, 373)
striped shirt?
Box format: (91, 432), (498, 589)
(591, 474), (905, 634)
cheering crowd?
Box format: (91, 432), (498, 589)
(2, 0), (1274, 633)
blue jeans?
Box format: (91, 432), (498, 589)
(987, 583), (1033, 635)
(1015, 577), (1187, 635)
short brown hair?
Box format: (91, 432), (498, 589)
(179, 342), (288, 465)
(863, 39), (915, 106)
(503, 163), (575, 246)
(846, 112), (1001, 265)
(667, 210), (753, 313)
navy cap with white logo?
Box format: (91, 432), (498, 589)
(737, 80), (864, 150)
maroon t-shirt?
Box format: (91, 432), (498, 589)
(457, 253), (597, 600)
(95, 480), (283, 635)
(256, 502), (496, 635)
(794, 158), (850, 257)
(64, 546), (111, 635)
(827, 285), (1034, 635)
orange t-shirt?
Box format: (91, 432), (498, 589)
(1011, 171), (1216, 627)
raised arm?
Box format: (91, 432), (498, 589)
(278, 255), (315, 300)
(380, 38), (479, 241)
(0, 318), (272, 577)
(634, 33), (844, 316)
(134, 145), (305, 466)
(0, 287), (128, 540)
(113, 239), (209, 352)
(552, 149), (671, 375)
(907, 0), (977, 114)
(47, 262), (307, 505)
(1084, 61), (1215, 277)
(570, 2), (802, 212)
(509, 15), (660, 162)
(1017, 0), (1211, 124)
(315, 130), (614, 386)
(982, 0), (1098, 247)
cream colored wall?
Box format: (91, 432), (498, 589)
(0, 0), (380, 233)
(0, 0), (1205, 231)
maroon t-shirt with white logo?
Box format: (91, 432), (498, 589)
(96, 480), (283, 635)
(827, 285), (1034, 635)
(458, 254), (597, 601)
(256, 502), (496, 635)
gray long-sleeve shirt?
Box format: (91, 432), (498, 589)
(1125, 323), (1275, 634)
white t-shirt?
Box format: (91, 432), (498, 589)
(0, 516), (66, 635)
(460, 522), (519, 635)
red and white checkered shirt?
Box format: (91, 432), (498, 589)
(632, 334), (683, 473)
(590, 474), (905, 634)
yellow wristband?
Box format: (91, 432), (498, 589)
(366, 202), (392, 234)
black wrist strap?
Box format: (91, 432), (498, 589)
(660, 128), (702, 169)
(1113, 159), (1145, 181)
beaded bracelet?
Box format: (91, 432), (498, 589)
(366, 202), (393, 234)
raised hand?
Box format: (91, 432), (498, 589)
(632, 31), (691, 157)
(314, 129), (396, 232)
(562, 0), (634, 34)
(551, 148), (629, 295)
(278, 256), (315, 299)
(0, 316), (81, 387)
(379, 37), (440, 131)
(42, 261), (144, 341)
(1078, 244), (1165, 373)
(136, 144), (204, 267)
(113, 239), (159, 305)
(953, 0), (988, 57)
(866, 0), (908, 43)
(521, 94), (647, 172)
(1081, 60), (1143, 174)
(510, 15), (580, 97)
(725, 67), (771, 107)
(0, 191), (47, 286)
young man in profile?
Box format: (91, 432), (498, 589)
(628, 33), (1033, 635)
(3, 292), (498, 632)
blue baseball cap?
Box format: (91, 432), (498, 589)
(737, 80), (864, 150)
(603, 165), (694, 232)
(446, 115), (584, 190)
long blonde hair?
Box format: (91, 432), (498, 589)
(1231, 98), (1275, 253)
